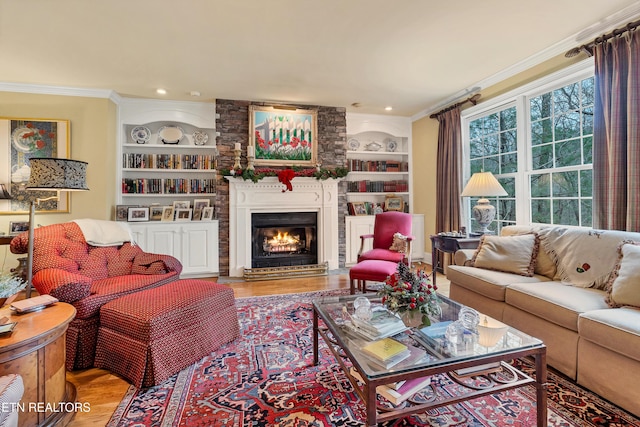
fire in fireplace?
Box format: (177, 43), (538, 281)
(251, 212), (318, 268)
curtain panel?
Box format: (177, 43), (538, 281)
(435, 107), (462, 271)
(593, 29), (640, 231)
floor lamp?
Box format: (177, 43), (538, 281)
(25, 158), (89, 298)
(460, 171), (507, 235)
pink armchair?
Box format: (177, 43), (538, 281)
(10, 221), (182, 370)
(357, 211), (413, 265)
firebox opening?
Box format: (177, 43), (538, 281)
(251, 212), (318, 268)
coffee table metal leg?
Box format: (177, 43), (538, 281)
(535, 350), (548, 427)
(313, 309), (319, 366)
(365, 383), (377, 426)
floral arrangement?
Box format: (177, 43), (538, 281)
(378, 262), (440, 317)
(222, 165), (348, 192)
(0, 272), (27, 298)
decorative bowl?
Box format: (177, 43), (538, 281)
(477, 316), (509, 347)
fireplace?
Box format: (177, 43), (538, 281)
(226, 176), (341, 278)
(251, 212), (317, 268)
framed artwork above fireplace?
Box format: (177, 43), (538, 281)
(249, 105), (318, 166)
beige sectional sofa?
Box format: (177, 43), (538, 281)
(446, 225), (640, 417)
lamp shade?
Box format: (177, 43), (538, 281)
(26, 158), (89, 191)
(0, 184), (11, 200)
(460, 172), (507, 197)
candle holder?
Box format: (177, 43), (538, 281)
(247, 154), (255, 171)
(233, 149), (241, 169)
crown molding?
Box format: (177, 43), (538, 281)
(0, 81), (117, 100)
(412, 3), (640, 122)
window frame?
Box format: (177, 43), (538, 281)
(460, 58), (595, 231)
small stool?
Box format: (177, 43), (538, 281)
(349, 260), (398, 294)
(95, 279), (239, 388)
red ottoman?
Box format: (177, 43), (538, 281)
(94, 279), (239, 388)
(349, 260), (398, 294)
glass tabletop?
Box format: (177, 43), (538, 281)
(313, 293), (543, 379)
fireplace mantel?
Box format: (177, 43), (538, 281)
(226, 176), (342, 277)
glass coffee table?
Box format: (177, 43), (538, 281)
(312, 293), (547, 427)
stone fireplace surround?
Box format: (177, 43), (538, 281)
(214, 99), (348, 276)
(227, 177), (341, 277)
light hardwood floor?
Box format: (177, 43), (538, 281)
(66, 265), (443, 426)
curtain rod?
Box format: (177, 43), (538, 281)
(429, 93), (481, 119)
(565, 18), (640, 58)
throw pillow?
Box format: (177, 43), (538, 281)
(471, 233), (539, 277)
(605, 241), (640, 308)
(389, 232), (408, 253)
(32, 268), (92, 303)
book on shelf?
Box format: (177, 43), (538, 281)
(362, 338), (409, 363)
(349, 367), (431, 406)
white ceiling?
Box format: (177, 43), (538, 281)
(1, 1), (639, 117)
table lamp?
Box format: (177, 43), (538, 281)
(460, 171), (507, 235)
(25, 158), (89, 298)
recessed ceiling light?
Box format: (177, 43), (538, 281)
(190, 91), (201, 97)
(385, 106), (393, 111)
(156, 88), (167, 95)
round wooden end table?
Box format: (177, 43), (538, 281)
(0, 302), (76, 427)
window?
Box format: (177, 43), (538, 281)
(462, 60), (594, 233)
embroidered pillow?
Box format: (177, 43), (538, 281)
(389, 232), (408, 253)
(605, 241), (640, 308)
(471, 233), (539, 277)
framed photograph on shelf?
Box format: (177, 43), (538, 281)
(1, 118), (71, 215)
(193, 199), (210, 212)
(202, 207), (214, 221)
(249, 105), (318, 166)
(352, 202), (368, 216)
(115, 205), (136, 221)
(161, 206), (174, 222)
(127, 207), (149, 222)
(8, 221), (29, 235)
(175, 208), (192, 221)
(173, 200), (190, 210)
(384, 195), (404, 212)
(149, 206), (165, 221)
(192, 208), (202, 221)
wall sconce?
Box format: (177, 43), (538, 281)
(460, 171), (507, 234)
(25, 158), (89, 297)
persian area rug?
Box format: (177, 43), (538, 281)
(108, 290), (640, 426)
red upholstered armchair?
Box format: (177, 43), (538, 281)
(10, 221), (182, 370)
(357, 211), (413, 265)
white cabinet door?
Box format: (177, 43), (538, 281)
(144, 224), (181, 257)
(345, 216), (375, 266)
(180, 222), (219, 275)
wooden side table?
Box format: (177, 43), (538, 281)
(0, 302), (77, 427)
(430, 234), (481, 287)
